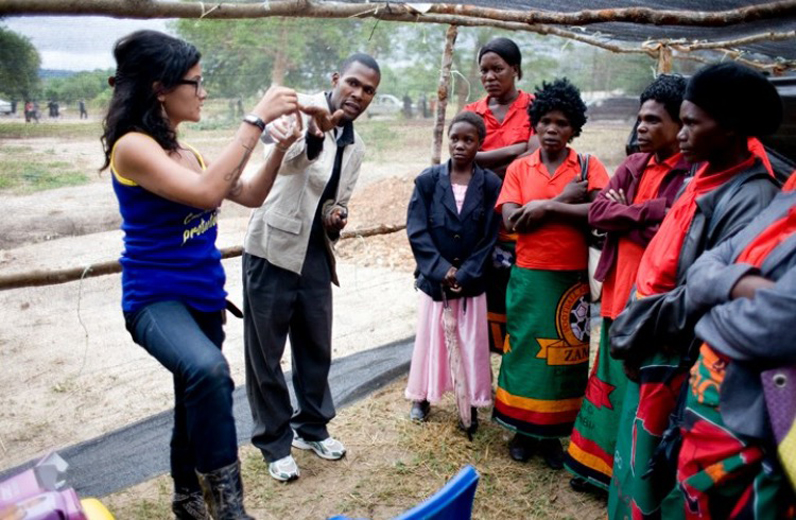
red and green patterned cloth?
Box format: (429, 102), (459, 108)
(676, 202), (796, 519)
(564, 318), (625, 489)
(493, 267), (590, 438)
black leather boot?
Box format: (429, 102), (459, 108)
(172, 488), (210, 519)
(196, 461), (255, 520)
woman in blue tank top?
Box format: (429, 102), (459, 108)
(100, 30), (317, 520)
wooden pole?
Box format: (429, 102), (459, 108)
(0, 1), (792, 69)
(431, 24), (458, 165)
(2, 0), (796, 28)
(657, 44), (673, 73)
(0, 223), (407, 291)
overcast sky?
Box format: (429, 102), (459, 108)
(3, 16), (171, 71)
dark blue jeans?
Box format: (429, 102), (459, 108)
(125, 301), (237, 492)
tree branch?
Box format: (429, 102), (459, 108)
(2, 0), (796, 28)
(0, 223), (408, 291)
(431, 24), (458, 166)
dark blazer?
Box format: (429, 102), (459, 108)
(407, 161), (502, 301)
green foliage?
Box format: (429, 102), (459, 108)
(0, 154), (89, 193)
(43, 69), (113, 103)
(165, 19), (657, 105)
(173, 17), (389, 98)
(557, 42), (657, 95)
(0, 25), (41, 100)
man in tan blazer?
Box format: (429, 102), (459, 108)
(242, 54), (380, 482)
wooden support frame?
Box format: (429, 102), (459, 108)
(1, 0), (793, 71)
(2, 0), (796, 28)
(0, 223), (407, 291)
(431, 25), (458, 165)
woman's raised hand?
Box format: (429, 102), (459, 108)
(269, 111), (304, 151)
(253, 86), (299, 124)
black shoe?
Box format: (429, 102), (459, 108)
(410, 400), (430, 422)
(172, 488), (210, 519)
(539, 438), (565, 470)
(458, 407), (479, 437)
(569, 477), (605, 495)
(196, 460), (254, 520)
(508, 433), (537, 462)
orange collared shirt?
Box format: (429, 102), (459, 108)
(601, 153), (683, 319)
(463, 91), (534, 151)
(496, 148), (609, 271)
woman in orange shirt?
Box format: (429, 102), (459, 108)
(463, 37), (539, 355)
(493, 78), (609, 468)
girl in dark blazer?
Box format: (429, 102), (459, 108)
(405, 111), (502, 428)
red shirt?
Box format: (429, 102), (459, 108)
(463, 91), (534, 151)
(636, 156), (757, 296)
(784, 171), (796, 191)
(601, 153), (682, 319)
(748, 137), (774, 176)
(496, 148), (609, 271)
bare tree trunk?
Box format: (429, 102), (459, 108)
(270, 21), (290, 85)
(431, 25), (458, 165)
(657, 44), (673, 73)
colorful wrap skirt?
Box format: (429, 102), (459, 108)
(486, 238), (515, 355)
(608, 350), (690, 520)
(676, 344), (795, 520)
(492, 267), (590, 439)
(565, 317), (627, 490)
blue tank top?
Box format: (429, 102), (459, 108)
(111, 135), (227, 313)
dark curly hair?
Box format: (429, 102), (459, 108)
(101, 30), (201, 171)
(639, 74), (687, 123)
(528, 78), (587, 140)
(450, 111), (486, 142)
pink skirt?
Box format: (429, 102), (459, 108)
(405, 292), (492, 407)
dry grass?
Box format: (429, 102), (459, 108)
(104, 360), (606, 520)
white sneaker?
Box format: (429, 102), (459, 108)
(292, 433), (346, 460)
(267, 454), (300, 482)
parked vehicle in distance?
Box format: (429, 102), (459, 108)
(367, 94), (403, 118)
(0, 99), (13, 115)
(586, 96), (638, 122)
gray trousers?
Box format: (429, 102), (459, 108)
(242, 247), (335, 462)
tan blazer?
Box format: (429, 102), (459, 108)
(244, 92), (365, 283)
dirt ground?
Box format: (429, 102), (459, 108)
(0, 118), (630, 491)
(0, 123), (426, 472)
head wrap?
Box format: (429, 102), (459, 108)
(684, 62), (782, 137)
(478, 38), (522, 80)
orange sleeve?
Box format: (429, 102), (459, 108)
(587, 156), (610, 192)
(784, 170), (796, 191)
(496, 159), (525, 213)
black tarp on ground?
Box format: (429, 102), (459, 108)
(0, 338), (413, 497)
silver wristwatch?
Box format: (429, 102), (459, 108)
(242, 113), (265, 132)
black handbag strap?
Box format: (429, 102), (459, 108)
(578, 153), (591, 183)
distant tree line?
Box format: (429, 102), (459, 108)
(1, 19), (680, 110)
